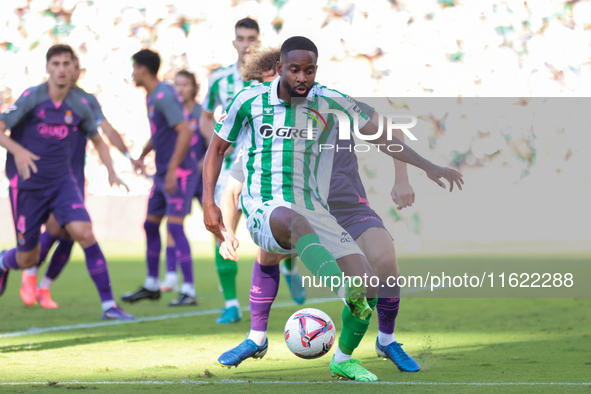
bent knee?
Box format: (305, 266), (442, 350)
(17, 252), (39, 269)
(73, 227), (96, 246)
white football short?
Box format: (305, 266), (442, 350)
(244, 198), (363, 259)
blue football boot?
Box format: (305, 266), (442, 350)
(375, 338), (421, 372)
(216, 305), (242, 324)
(101, 305), (135, 320)
(218, 336), (268, 368)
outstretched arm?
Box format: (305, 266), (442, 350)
(132, 140), (153, 174)
(89, 133), (128, 191)
(202, 133), (231, 240)
(359, 120), (464, 192)
(99, 119), (130, 156)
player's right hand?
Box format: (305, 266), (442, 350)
(425, 163), (464, 192)
(203, 203), (227, 240)
(15, 148), (40, 180)
(219, 234), (240, 261)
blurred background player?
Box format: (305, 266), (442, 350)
(0, 44), (134, 320)
(199, 17), (260, 324)
(19, 54), (137, 309)
(159, 70), (207, 293)
(121, 49), (198, 307)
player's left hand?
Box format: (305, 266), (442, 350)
(108, 171), (130, 192)
(165, 170), (178, 195)
(391, 181), (415, 210)
(425, 163), (464, 192)
(131, 158), (146, 175)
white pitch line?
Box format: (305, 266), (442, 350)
(0, 298), (332, 339)
(0, 286), (435, 339)
(0, 380), (589, 386)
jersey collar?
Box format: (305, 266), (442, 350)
(270, 77), (316, 106)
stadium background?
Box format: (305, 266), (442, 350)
(0, 0), (590, 253)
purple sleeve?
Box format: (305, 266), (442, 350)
(153, 91), (186, 129)
(0, 89), (37, 129)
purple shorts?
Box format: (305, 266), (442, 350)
(330, 203), (386, 240)
(147, 169), (199, 218)
(8, 176), (91, 251)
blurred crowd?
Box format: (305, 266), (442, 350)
(0, 0), (590, 206)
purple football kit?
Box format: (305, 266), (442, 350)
(187, 103), (205, 205)
(145, 82), (198, 218)
(1, 83), (98, 251)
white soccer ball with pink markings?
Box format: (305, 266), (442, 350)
(284, 308), (336, 359)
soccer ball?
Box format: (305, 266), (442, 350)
(284, 308), (336, 359)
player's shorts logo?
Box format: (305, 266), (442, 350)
(64, 110), (73, 124)
(18, 233), (26, 246)
(37, 123), (69, 140)
(340, 232), (352, 243)
(259, 124), (274, 138)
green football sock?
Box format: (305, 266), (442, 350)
(282, 257), (293, 271)
(338, 297), (378, 355)
(295, 234), (342, 295)
(215, 245), (238, 301)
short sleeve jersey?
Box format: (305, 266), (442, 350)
(215, 77), (369, 213)
(69, 86), (106, 183)
(147, 82), (196, 174)
(1, 83), (99, 190)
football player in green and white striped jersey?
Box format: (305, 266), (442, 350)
(203, 36), (463, 381)
(200, 17), (260, 325)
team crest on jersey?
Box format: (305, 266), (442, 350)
(18, 233), (26, 246)
(64, 110), (73, 124)
(303, 107), (327, 130)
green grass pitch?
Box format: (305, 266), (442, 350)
(0, 247), (590, 393)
